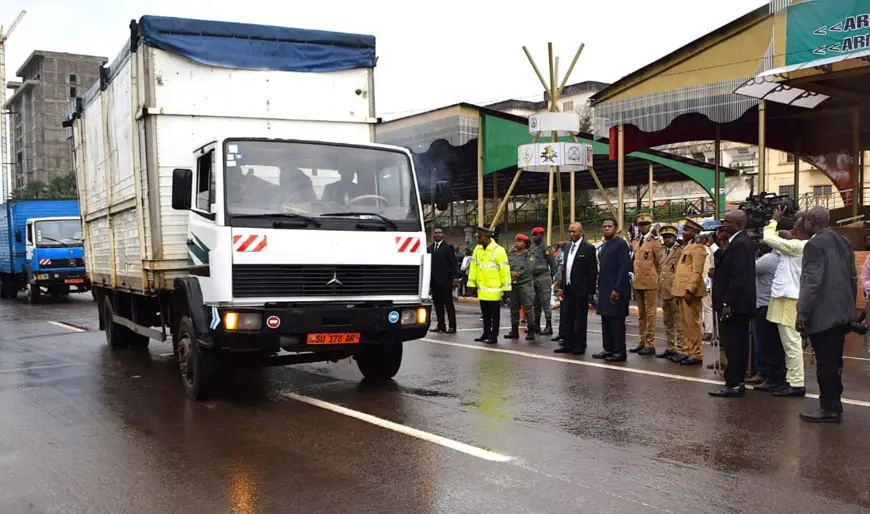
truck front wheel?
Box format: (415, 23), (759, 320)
(25, 283), (41, 304)
(355, 341), (403, 381)
(176, 316), (220, 400)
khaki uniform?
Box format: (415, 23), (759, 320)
(659, 244), (683, 353)
(508, 250), (537, 330)
(671, 242), (707, 359)
(632, 234), (664, 348)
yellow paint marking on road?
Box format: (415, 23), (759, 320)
(47, 321), (86, 333)
(421, 338), (870, 408)
(279, 391), (513, 462)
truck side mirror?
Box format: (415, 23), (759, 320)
(172, 168), (193, 211)
(14, 230), (21, 244)
(434, 181), (452, 211)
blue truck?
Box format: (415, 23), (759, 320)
(0, 200), (90, 303)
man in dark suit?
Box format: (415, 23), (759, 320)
(709, 210), (756, 397)
(428, 227), (459, 333)
(554, 222), (597, 355)
(796, 206), (858, 423)
(594, 219), (631, 362)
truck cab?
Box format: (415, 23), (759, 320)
(21, 216), (90, 302)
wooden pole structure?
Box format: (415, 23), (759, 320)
(570, 171), (576, 223)
(794, 137), (800, 201)
(758, 100), (767, 193)
(477, 119), (484, 227)
(853, 109), (860, 217)
(546, 167), (555, 246)
(557, 44), (585, 95)
(714, 125), (721, 220)
(617, 125), (625, 233)
(492, 173), (498, 229)
(648, 162), (654, 210)
(489, 134), (539, 230)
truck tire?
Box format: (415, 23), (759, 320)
(355, 342), (403, 381)
(25, 283), (41, 304)
(0, 278), (8, 299)
(176, 315), (220, 400)
(103, 300), (127, 351)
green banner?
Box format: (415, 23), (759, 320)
(786, 0), (870, 66)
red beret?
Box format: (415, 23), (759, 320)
(516, 234), (530, 242)
(532, 227), (545, 234)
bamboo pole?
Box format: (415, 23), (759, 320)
(522, 46), (550, 92)
(546, 167), (555, 246)
(489, 134), (539, 230)
(557, 44), (585, 95)
(570, 171), (576, 223)
(648, 162), (654, 210)
(853, 109), (860, 216)
(714, 125), (721, 219)
(569, 133), (617, 219)
(758, 100), (767, 193)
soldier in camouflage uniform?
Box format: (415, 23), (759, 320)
(505, 234), (539, 341)
(530, 227), (558, 335)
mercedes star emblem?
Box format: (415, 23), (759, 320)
(326, 272), (343, 286)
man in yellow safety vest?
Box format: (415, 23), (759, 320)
(468, 226), (512, 344)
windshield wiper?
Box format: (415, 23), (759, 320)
(231, 212), (321, 227)
(320, 212), (399, 230)
(39, 236), (68, 247)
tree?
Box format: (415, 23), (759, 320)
(576, 105), (593, 134)
(9, 172), (77, 200)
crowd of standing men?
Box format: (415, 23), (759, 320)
(427, 204), (859, 424)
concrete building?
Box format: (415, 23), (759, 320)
(4, 51), (106, 188)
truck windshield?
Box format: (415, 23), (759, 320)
(224, 140), (420, 229)
(34, 220), (83, 247)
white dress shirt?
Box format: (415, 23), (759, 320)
(565, 237), (583, 286)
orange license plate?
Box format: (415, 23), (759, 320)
(65, 279), (84, 284)
(307, 333), (360, 345)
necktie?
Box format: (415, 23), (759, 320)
(435, 242), (440, 251)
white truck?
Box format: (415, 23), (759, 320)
(65, 16), (444, 399)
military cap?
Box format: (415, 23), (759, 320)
(532, 227), (545, 235)
(515, 233), (529, 242)
(475, 226), (494, 236)
(682, 219), (703, 232)
(635, 212), (654, 224)
(660, 225), (678, 236)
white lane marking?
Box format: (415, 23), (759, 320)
(0, 362), (87, 374)
(46, 321), (85, 333)
(420, 339), (870, 408)
(279, 391), (513, 462)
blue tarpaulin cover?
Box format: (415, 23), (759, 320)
(138, 15), (376, 72)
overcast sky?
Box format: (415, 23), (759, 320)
(2, 0), (765, 119)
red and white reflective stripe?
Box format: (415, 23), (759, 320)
(396, 237), (421, 253)
(233, 234), (268, 252)
(38, 259), (51, 265)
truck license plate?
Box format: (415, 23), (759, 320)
(307, 333), (360, 345)
(65, 279), (84, 284)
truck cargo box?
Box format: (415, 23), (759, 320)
(66, 16), (378, 294)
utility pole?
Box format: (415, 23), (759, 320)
(1, 10), (27, 201)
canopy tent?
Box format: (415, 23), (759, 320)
(377, 104), (734, 212)
(590, 1), (870, 217)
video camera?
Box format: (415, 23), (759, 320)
(738, 192), (799, 232)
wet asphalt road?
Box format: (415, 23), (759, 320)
(1, 296), (870, 513)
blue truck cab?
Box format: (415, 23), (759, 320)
(0, 200), (90, 303)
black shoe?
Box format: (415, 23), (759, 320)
(629, 344), (644, 353)
(709, 384), (746, 397)
(446, 327), (457, 334)
(592, 351), (612, 359)
(430, 326), (445, 333)
(773, 386), (806, 397)
(572, 347), (586, 355)
(670, 354), (688, 363)
(503, 330), (519, 340)
(554, 347), (574, 354)
(482, 338), (497, 345)
(605, 353), (627, 362)
(474, 334), (488, 342)
(525, 331), (537, 341)
(679, 357), (703, 366)
(799, 409), (842, 423)
(540, 324), (553, 336)
(551, 335), (563, 342)
(753, 380), (785, 392)
(656, 350), (676, 359)
(638, 347), (656, 356)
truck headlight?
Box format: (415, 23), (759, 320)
(401, 307), (427, 325)
(223, 312), (262, 331)
(37, 274), (49, 280)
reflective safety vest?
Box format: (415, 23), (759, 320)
(467, 241), (512, 301)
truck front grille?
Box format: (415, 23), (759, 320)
(232, 264), (420, 298)
(38, 258), (85, 269)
